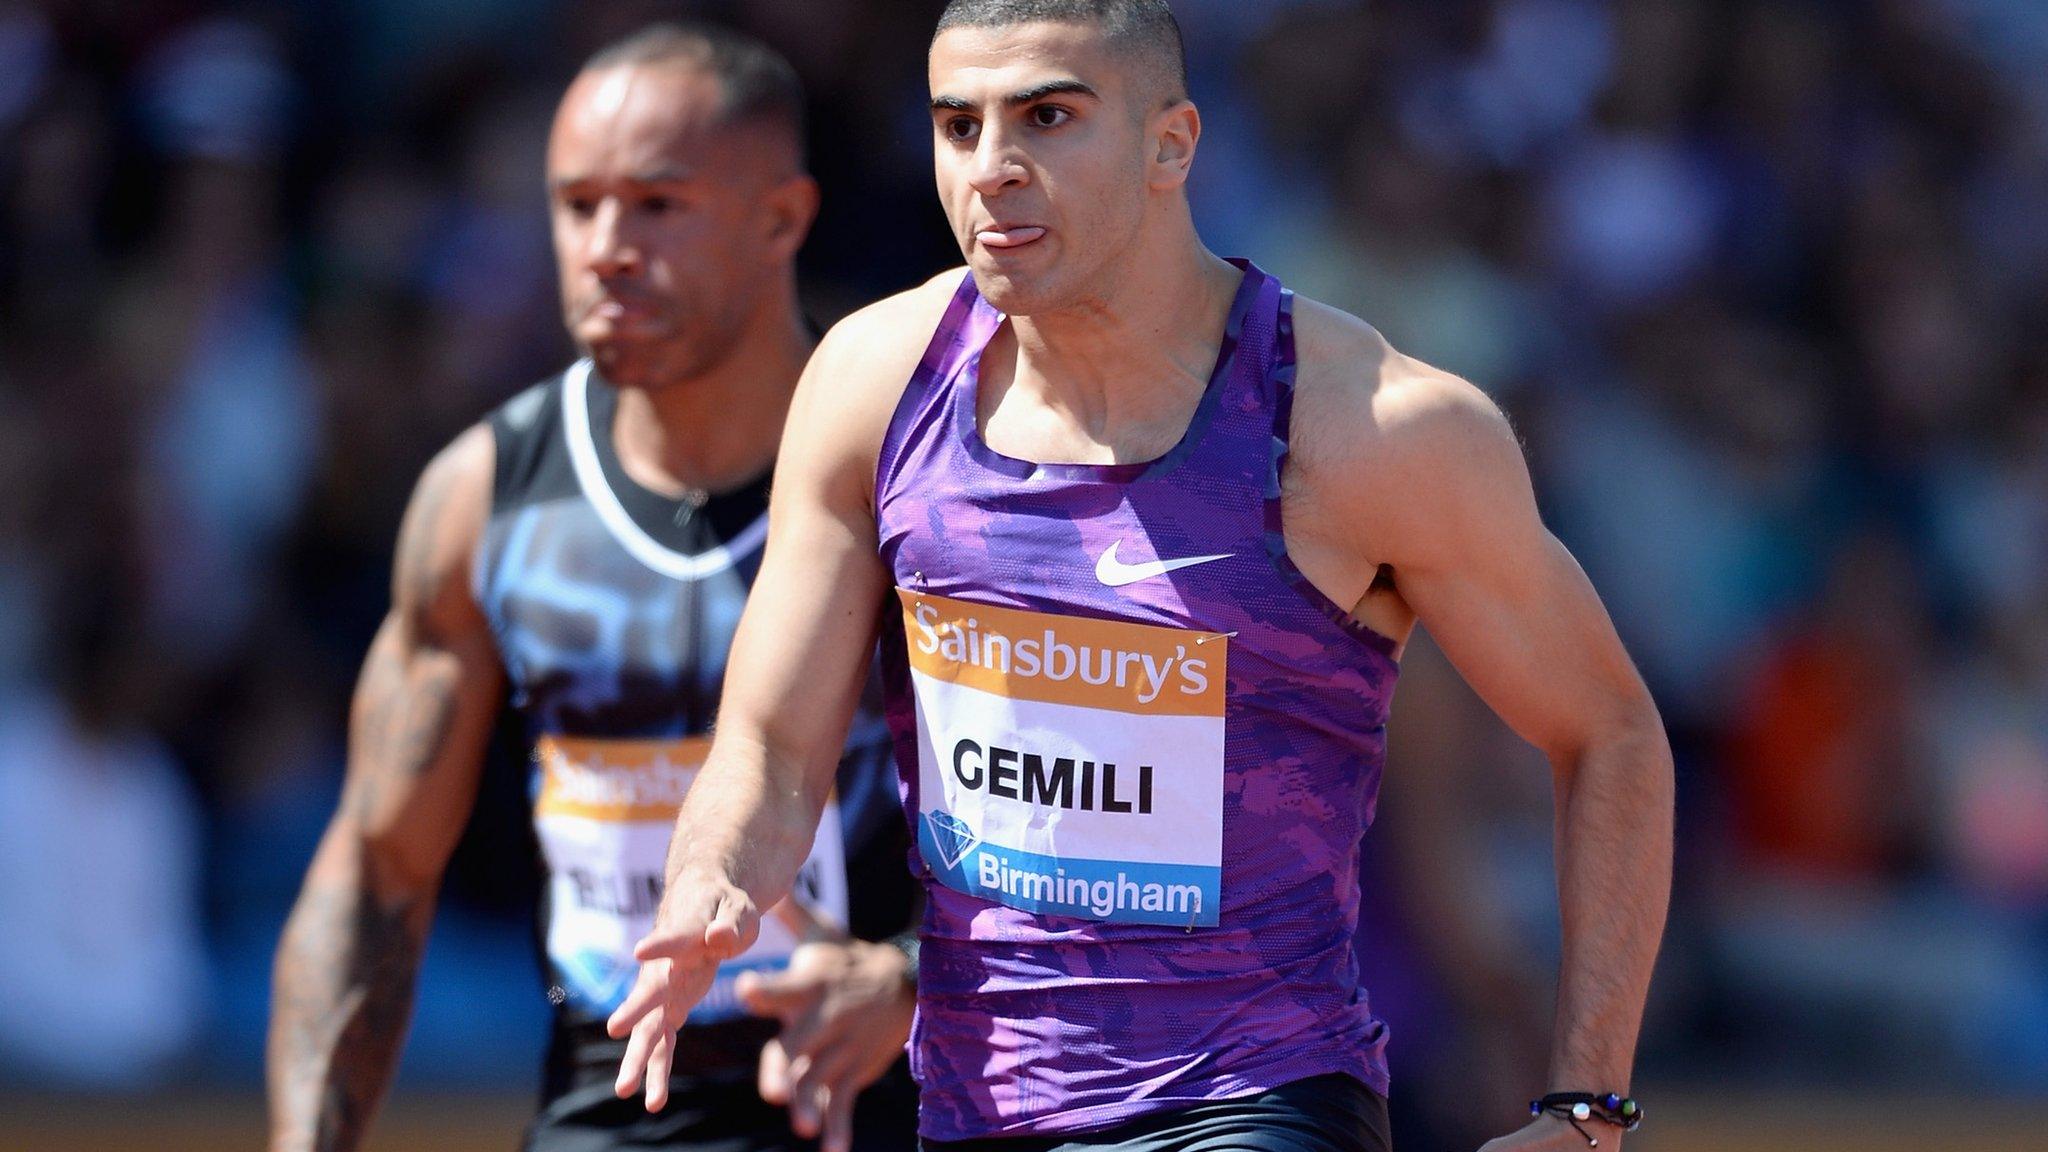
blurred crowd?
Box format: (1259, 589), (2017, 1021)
(0, 0), (2043, 1140)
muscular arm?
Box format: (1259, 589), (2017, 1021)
(659, 307), (919, 921)
(610, 277), (954, 1110)
(1293, 306), (1673, 1144)
(267, 427), (502, 1152)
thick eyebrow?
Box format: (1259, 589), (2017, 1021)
(929, 78), (1100, 114)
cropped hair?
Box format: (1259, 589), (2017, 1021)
(580, 22), (806, 150)
(934, 0), (1187, 102)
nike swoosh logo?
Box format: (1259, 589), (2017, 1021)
(1094, 540), (1233, 588)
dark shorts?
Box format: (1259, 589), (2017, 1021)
(524, 1022), (920, 1152)
(919, 1075), (1392, 1152)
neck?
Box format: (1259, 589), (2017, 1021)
(609, 282), (811, 496)
(1005, 224), (1242, 434)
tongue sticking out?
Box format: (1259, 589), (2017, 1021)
(977, 226), (1046, 249)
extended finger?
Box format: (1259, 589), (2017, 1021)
(779, 1050), (823, 1138)
(821, 1083), (855, 1152)
(788, 1044), (860, 1136)
(615, 1008), (660, 1098)
(607, 964), (667, 1039)
(757, 1035), (793, 1105)
(644, 1022), (675, 1113)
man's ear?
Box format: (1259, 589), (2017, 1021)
(1148, 99), (1201, 191)
(762, 172), (822, 261)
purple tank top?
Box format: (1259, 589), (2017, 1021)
(875, 260), (1398, 1140)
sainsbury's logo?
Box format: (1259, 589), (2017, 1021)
(900, 589), (1226, 716)
(534, 735), (711, 821)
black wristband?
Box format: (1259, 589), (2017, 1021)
(1529, 1092), (1642, 1146)
(885, 930), (920, 987)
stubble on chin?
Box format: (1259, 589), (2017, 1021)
(585, 339), (651, 387)
(973, 271), (1071, 320)
(589, 335), (722, 392)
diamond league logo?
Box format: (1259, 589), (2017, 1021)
(924, 810), (982, 870)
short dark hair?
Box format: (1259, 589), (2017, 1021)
(934, 0), (1188, 103)
(579, 22), (807, 148)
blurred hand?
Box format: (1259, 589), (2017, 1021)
(738, 940), (916, 1152)
(1478, 1115), (1619, 1152)
(607, 870), (761, 1111)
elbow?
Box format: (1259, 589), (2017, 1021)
(1613, 692), (1672, 770)
(1621, 717), (1676, 811)
(1549, 690), (1673, 799)
(326, 816), (445, 908)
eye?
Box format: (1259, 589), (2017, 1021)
(641, 195), (676, 215)
(563, 195), (596, 218)
(944, 116), (979, 143)
(1028, 105), (1071, 129)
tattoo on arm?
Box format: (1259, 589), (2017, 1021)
(269, 641), (469, 1152)
(267, 430), (499, 1152)
(271, 863), (429, 1152)
(352, 648), (463, 824)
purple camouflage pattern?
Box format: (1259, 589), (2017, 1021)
(875, 260), (1400, 1140)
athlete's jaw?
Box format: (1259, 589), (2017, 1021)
(574, 292), (686, 387)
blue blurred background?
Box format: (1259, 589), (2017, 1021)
(1, 1), (2044, 1148)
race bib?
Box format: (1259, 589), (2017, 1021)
(900, 589), (1226, 927)
(533, 735), (848, 1021)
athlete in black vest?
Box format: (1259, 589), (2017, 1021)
(268, 23), (919, 1152)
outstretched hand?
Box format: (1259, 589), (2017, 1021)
(607, 872), (761, 1111)
(739, 940), (916, 1152)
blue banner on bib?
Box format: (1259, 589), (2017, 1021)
(919, 816), (1221, 927)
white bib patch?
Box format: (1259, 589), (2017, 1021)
(533, 735), (848, 1020)
(900, 589), (1226, 927)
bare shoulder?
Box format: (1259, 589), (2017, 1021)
(392, 422), (494, 627)
(1287, 295), (1530, 560)
(789, 269), (969, 488)
(806, 269), (965, 410)
(1291, 295), (1516, 465)
(819, 268), (967, 372)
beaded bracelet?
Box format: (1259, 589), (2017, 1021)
(1528, 1092), (1642, 1147)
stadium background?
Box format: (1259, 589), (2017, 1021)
(1, 0), (2044, 1148)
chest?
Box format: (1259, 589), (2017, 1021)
(479, 500), (754, 727)
(975, 369), (1217, 469)
(884, 467), (1268, 639)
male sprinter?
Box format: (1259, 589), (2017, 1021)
(610, 3), (1673, 1151)
(268, 24), (920, 1152)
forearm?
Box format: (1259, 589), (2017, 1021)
(1545, 718), (1673, 1091)
(663, 729), (833, 907)
(267, 830), (434, 1152)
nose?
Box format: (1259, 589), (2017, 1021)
(586, 197), (639, 277)
(966, 124), (1029, 199)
